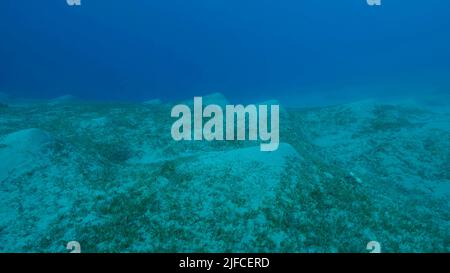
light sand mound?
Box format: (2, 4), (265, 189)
(171, 143), (300, 211)
(0, 128), (53, 182)
(48, 95), (78, 105)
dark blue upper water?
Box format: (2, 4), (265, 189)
(1, 0), (449, 104)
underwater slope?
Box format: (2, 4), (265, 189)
(0, 95), (448, 252)
(296, 100), (450, 201)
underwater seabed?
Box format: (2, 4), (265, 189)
(0, 92), (449, 253)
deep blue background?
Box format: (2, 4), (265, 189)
(1, 0), (449, 103)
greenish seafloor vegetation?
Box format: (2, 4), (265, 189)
(0, 94), (449, 252)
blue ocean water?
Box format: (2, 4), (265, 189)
(1, 0), (449, 104)
(0, 1), (450, 254)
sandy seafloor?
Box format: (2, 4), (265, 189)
(0, 92), (449, 253)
